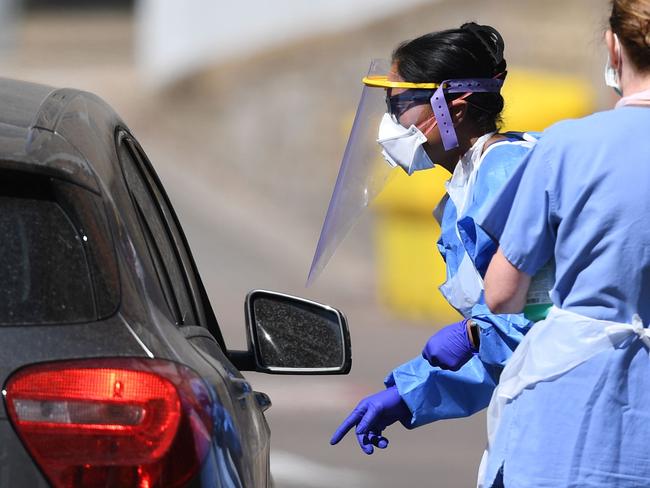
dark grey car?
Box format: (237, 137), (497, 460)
(0, 78), (351, 488)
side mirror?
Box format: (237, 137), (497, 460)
(230, 290), (351, 374)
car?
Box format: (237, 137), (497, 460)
(0, 77), (352, 488)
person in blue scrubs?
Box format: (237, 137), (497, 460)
(480, 1), (650, 486)
(329, 24), (542, 455)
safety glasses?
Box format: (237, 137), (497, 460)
(385, 88), (436, 121)
(363, 75), (440, 121)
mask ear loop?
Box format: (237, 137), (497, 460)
(415, 91), (477, 143)
(417, 113), (439, 138)
(614, 33), (623, 81)
(605, 33), (623, 96)
(419, 95), (471, 135)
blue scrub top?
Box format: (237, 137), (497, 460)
(479, 107), (650, 487)
(482, 107), (650, 324)
(386, 133), (537, 428)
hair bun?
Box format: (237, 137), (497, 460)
(461, 22), (505, 68)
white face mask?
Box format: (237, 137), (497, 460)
(604, 33), (622, 96)
(376, 113), (434, 175)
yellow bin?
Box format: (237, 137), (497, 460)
(372, 68), (595, 325)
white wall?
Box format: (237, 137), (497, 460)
(135, 0), (436, 87)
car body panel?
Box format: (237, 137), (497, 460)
(0, 420), (50, 487)
(0, 77), (272, 487)
(0, 78), (55, 131)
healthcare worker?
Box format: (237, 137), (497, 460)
(478, 1), (650, 486)
(309, 24), (547, 456)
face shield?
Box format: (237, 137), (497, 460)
(307, 59), (504, 285)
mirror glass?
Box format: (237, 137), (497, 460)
(251, 295), (345, 369)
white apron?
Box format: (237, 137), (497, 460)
(477, 306), (650, 487)
(439, 132), (495, 316)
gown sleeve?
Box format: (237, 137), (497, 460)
(384, 355), (499, 428)
(471, 303), (533, 367)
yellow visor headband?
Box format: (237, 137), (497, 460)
(362, 75), (441, 89)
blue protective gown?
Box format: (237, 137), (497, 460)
(478, 107), (650, 487)
(385, 132), (538, 428)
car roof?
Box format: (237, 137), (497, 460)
(0, 78), (55, 131)
(0, 77), (126, 193)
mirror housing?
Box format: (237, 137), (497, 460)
(230, 290), (351, 375)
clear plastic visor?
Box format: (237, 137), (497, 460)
(307, 59), (399, 285)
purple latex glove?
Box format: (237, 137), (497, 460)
(330, 386), (411, 455)
(421, 319), (477, 371)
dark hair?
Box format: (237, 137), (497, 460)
(610, 0), (650, 72)
(392, 23), (507, 133)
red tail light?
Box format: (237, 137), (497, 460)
(3, 358), (214, 488)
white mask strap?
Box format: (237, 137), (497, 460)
(605, 33), (623, 96)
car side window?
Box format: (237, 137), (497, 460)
(118, 135), (199, 326)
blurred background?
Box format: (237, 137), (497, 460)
(1, 0), (613, 486)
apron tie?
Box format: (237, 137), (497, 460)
(605, 314), (650, 351)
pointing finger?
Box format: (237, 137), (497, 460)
(330, 408), (365, 445)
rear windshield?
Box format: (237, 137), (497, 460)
(0, 170), (119, 325)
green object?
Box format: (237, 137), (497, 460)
(524, 303), (552, 322)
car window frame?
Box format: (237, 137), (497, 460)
(116, 131), (200, 325)
(115, 129), (226, 350)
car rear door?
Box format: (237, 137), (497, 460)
(116, 131), (272, 487)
